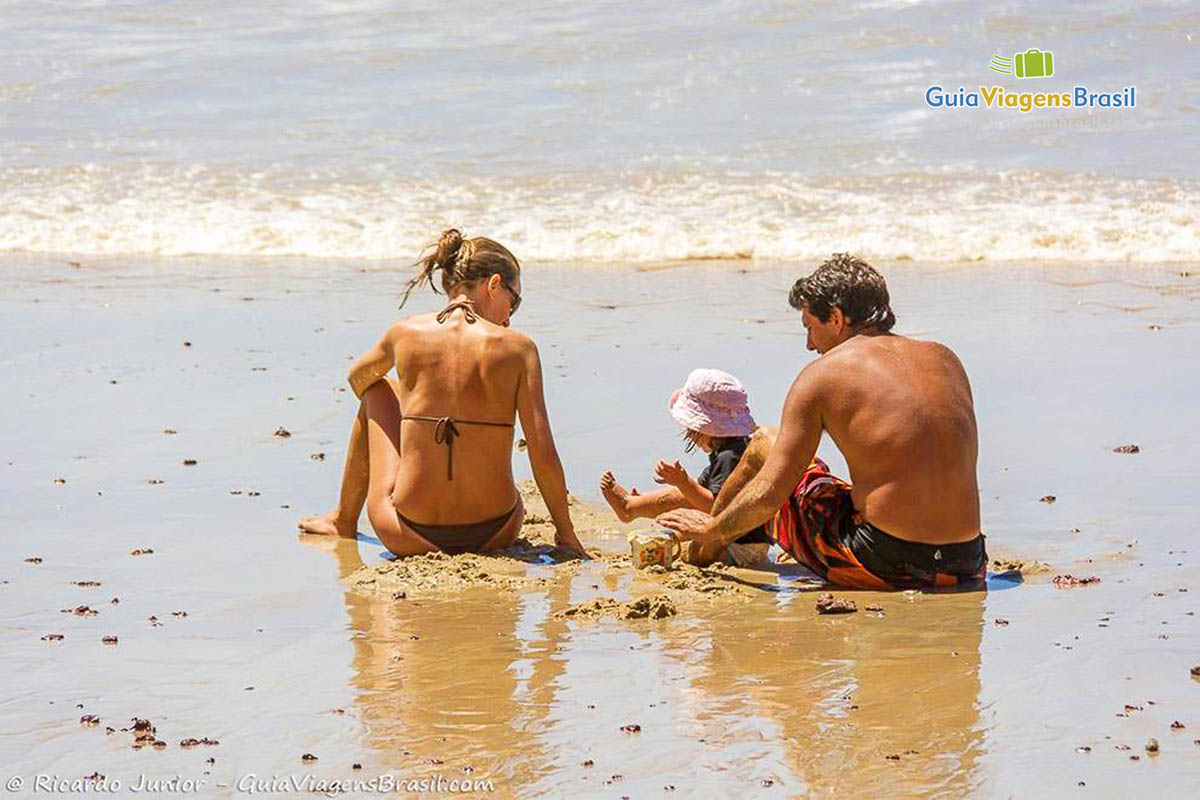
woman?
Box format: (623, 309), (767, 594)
(299, 229), (586, 558)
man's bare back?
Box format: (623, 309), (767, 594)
(803, 333), (979, 544)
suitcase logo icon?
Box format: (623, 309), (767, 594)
(988, 49), (1055, 79)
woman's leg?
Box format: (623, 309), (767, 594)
(356, 380), (439, 557)
(298, 379), (437, 556)
(297, 388), (375, 537)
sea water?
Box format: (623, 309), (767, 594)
(0, 0), (1195, 262)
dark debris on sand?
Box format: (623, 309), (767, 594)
(1052, 574), (1102, 587)
(125, 718), (166, 750)
(180, 737), (219, 748)
(815, 593), (857, 614)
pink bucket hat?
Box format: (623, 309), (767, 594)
(668, 369), (756, 438)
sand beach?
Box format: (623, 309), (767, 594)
(3, 2), (1199, 796)
(1, 255), (1197, 797)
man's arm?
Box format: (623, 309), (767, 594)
(515, 337), (586, 558)
(347, 325), (397, 398)
(659, 366), (825, 549)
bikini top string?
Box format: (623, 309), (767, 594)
(436, 298), (477, 324)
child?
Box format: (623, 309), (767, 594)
(600, 368), (771, 563)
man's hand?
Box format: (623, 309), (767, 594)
(656, 508), (714, 542)
(653, 459), (689, 488)
(554, 526), (589, 560)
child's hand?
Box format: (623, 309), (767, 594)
(654, 459), (689, 488)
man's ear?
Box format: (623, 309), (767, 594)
(829, 305), (847, 333)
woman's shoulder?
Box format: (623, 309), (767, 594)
(388, 314), (538, 355)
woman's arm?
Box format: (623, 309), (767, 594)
(347, 325), (397, 398)
(515, 336), (587, 558)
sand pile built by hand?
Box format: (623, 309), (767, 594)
(343, 480), (624, 598)
(555, 594), (678, 620)
(342, 480), (766, 611)
(604, 554), (748, 599)
(343, 550), (548, 597)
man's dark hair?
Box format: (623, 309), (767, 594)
(788, 253), (896, 333)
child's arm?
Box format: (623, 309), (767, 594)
(654, 460), (715, 512)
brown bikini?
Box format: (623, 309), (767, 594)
(397, 299), (520, 552)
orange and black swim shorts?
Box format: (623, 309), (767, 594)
(765, 459), (987, 590)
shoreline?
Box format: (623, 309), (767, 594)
(4, 250), (1200, 272)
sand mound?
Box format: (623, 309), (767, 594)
(990, 556), (1054, 575)
(556, 594), (678, 620)
(342, 481), (766, 612)
(344, 480), (624, 598)
(343, 550), (549, 596)
(607, 556), (744, 598)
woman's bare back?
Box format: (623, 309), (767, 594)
(387, 307), (529, 524)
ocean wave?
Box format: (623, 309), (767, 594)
(1, 164), (1196, 264)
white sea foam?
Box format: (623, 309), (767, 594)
(1, 164), (1196, 264)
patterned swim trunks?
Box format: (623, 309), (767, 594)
(765, 459), (987, 590)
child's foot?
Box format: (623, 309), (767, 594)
(297, 510), (357, 538)
(600, 470), (636, 523)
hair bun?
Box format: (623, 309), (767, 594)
(433, 228), (464, 271)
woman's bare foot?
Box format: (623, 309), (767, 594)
(297, 510), (358, 538)
(600, 470), (636, 523)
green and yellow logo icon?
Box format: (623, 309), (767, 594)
(989, 49), (1055, 78)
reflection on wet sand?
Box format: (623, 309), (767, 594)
(314, 533), (986, 797)
(314, 535), (571, 789)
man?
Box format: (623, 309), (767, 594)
(658, 254), (986, 589)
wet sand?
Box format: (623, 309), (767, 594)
(1, 254), (1197, 798)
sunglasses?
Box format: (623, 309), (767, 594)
(501, 282), (522, 315)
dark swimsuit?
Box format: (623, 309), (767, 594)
(397, 299), (520, 553)
(398, 505), (521, 555)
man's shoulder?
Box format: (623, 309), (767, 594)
(825, 333), (959, 364)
